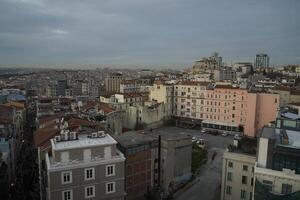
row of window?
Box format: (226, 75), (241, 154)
(176, 98), (244, 107)
(228, 162), (253, 172)
(227, 172), (253, 186)
(226, 187), (251, 200)
(62, 182), (115, 200)
(262, 180), (293, 194)
(62, 165), (115, 184)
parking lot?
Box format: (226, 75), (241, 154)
(153, 126), (233, 149)
(152, 126), (233, 200)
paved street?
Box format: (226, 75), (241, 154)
(153, 126), (232, 200)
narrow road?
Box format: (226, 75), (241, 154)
(175, 147), (224, 200)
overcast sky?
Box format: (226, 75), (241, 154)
(0, 0), (299, 68)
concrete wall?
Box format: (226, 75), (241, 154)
(161, 138), (192, 194)
(255, 93), (279, 134)
(244, 93), (257, 137)
(52, 145), (117, 163)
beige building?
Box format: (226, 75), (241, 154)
(123, 101), (167, 130)
(221, 138), (256, 200)
(272, 85), (300, 106)
(105, 73), (123, 93)
(149, 82), (174, 118)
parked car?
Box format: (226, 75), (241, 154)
(221, 132), (228, 137)
(192, 136), (197, 142)
(234, 134), (242, 140)
(200, 129), (206, 134)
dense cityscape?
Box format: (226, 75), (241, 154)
(1, 0), (300, 200)
(0, 52), (300, 200)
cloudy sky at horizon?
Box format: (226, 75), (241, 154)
(0, 0), (299, 68)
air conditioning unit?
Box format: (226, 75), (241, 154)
(92, 132), (98, 138)
(97, 131), (105, 137)
(70, 132), (77, 140)
(61, 132), (68, 141)
(64, 122), (69, 128)
(54, 135), (61, 142)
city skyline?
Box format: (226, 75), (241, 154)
(0, 0), (299, 68)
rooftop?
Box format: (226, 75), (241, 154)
(227, 137), (257, 155)
(114, 131), (156, 148)
(51, 133), (117, 151)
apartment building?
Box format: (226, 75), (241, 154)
(46, 84), (57, 97)
(255, 54), (269, 69)
(105, 73), (123, 93)
(254, 113), (300, 199)
(149, 82), (174, 118)
(120, 79), (142, 93)
(114, 131), (158, 200)
(272, 85), (300, 106)
(221, 138), (256, 200)
(173, 82), (279, 137)
(45, 131), (126, 200)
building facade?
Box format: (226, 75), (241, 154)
(105, 73), (123, 93)
(254, 114), (300, 199)
(221, 138), (256, 200)
(45, 131), (126, 200)
(115, 131), (158, 200)
(255, 54), (269, 68)
(173, 82), (279, 137)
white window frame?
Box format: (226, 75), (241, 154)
(62, 190), (73, 200)
(106, 182), (115, 194)
(106, 165), (115, 177)
(61, 171), (72, 184)
(84, 168), (95, 181)
(85, 185), (95, 198)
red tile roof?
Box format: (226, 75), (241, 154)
(99, 102), (115, 114)
(34, 127), (59, 148)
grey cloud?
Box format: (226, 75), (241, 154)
(0, 0), (299, 67)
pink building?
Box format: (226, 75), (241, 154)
(174, 83), (279, 137)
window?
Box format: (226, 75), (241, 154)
(85, 186), (95, 198)
(62, 190), (72, 200)
(226, 186), (232, 195)
(242, 176), (247, 184)
(227, 172), (232, 181)
(106, 165), (115, 176)
(262, 180), (273, 191)
(282, 183), (292, 195)
(228, 161), (233, 168)
(243, 165), (248, 171)
(106, 182), (115, 194)
(85, 168), (95, 180)
(251, 178), (253, 186)
(61, 171), (72, 184)
(240, 190), (246, 199)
